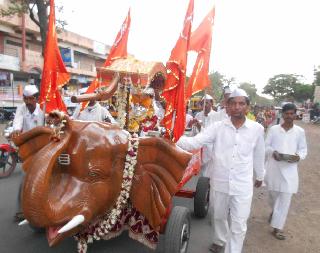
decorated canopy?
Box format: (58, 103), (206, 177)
(96, 57), (166, 87)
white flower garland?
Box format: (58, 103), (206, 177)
(116, 83), (128, 129)
(76, 132), (139, 253)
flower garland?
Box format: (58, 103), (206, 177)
(116, 83), (128, 129)
(141, 115), (158, 132)
(75, 132), (139, 253)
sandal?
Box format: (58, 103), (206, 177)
(209, 243), (223, 253)
(272, 229), (286, 240)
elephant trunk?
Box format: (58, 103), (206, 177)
(22, 131), (71, 227)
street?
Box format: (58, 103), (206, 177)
(0, 121), (319, 253)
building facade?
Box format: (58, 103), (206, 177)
(0, 0), (110, 106)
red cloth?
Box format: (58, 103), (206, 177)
(162, 0), (194, 141)
(81, 9), (131, 109)
(186, 7), (215, 99)
(39, 0), (69, 113)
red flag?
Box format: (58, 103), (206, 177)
(162, 0), (194, 141)
(39, 0), (70, 113)
(186, 7), (215, 99)
(81, 9), (131, 109)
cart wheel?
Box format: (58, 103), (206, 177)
(157, 206), (190, 253)
(194, 176), (210, 218)
(0, 148), (17, 178)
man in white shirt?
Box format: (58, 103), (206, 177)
(265, 103), (307, 240)
(11, 85), (45, 137)
(11, 84), (45, 222)
(72, 88), (116, 123)
(177, 88), (265, 253)
(188, 94), (217, 177)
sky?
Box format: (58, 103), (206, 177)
(56, 0), (320, 94)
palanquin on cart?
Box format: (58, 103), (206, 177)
(13, 58), (208, 253)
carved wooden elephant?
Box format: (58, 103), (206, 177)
(12, 117), (191, 247)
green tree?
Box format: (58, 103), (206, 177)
(1, 0), (66, 54)
(239, 82), (257, 101)
(263, 74), (314, 102)
(263, 74), (300, 101)
(206, 71), (236, 102)
(313, 66), (320, 86)
(208, 71), (224, 101)
(293, 84), (315, 102)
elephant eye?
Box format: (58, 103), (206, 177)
(88, 171), (99, 178)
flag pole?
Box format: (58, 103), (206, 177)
(170, 110), (176, 140)
(43, 101), (47, 126)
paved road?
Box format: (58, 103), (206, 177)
(0, 122), (212, 253)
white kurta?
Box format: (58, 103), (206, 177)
(194, 110), (218, 177)
(185, 113), (193, 128)
(153, 100), (165, 124)
(13, 103), (44, 132)
(178, 118), (265, 252)
(265, 124), (307, 193)
(211, 108), (229, 122)
(73, 103), (116, 123)
(178, 118), (265, 195)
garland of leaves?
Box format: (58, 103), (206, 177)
(116, 83), (128, 129)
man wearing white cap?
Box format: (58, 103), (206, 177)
(177, 88), (265, 253)
(11, 84), (45, 222)
(72, 87), (116, 123)
(11, 84), (45, 137)
(188, 94), (217, 176)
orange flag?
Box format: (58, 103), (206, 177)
(162, 0), (194, 141)
(39, 0), (69, 113)
(81, 9), (131, 109)
(186, 7), (215, 99)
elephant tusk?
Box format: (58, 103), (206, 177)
(57, 215), (85, 234)
(18, 219), (29, 226)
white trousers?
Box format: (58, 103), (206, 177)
(268, 191), (292, 230)
(210, 191), (253, 253)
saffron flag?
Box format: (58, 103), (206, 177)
(162, 0), (194, 141)
(186, 7), (215, 99)
(39, 0), (69, 113)
(81, 9), (131, 109)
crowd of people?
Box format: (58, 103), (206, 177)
(180, 87), (308, 253)
(10, 84), (308, 253)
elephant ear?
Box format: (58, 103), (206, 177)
(130, 137), (192, 230)
(12, 127), (54, 172)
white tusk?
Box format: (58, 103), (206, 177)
(57, 215), (85, 234)
(18, 219), (29, 226)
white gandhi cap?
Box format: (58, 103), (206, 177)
(224, 86), (232, 94)
(229, 88), (248, 98)
(202, 94), (213, 100)
(23, 85), (39, 96)
(79, 87), (88, 95)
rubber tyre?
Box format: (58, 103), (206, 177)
(157, 206), (191, 253)
(0, 148), (17, 178)
(194, 176), (210, 218)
